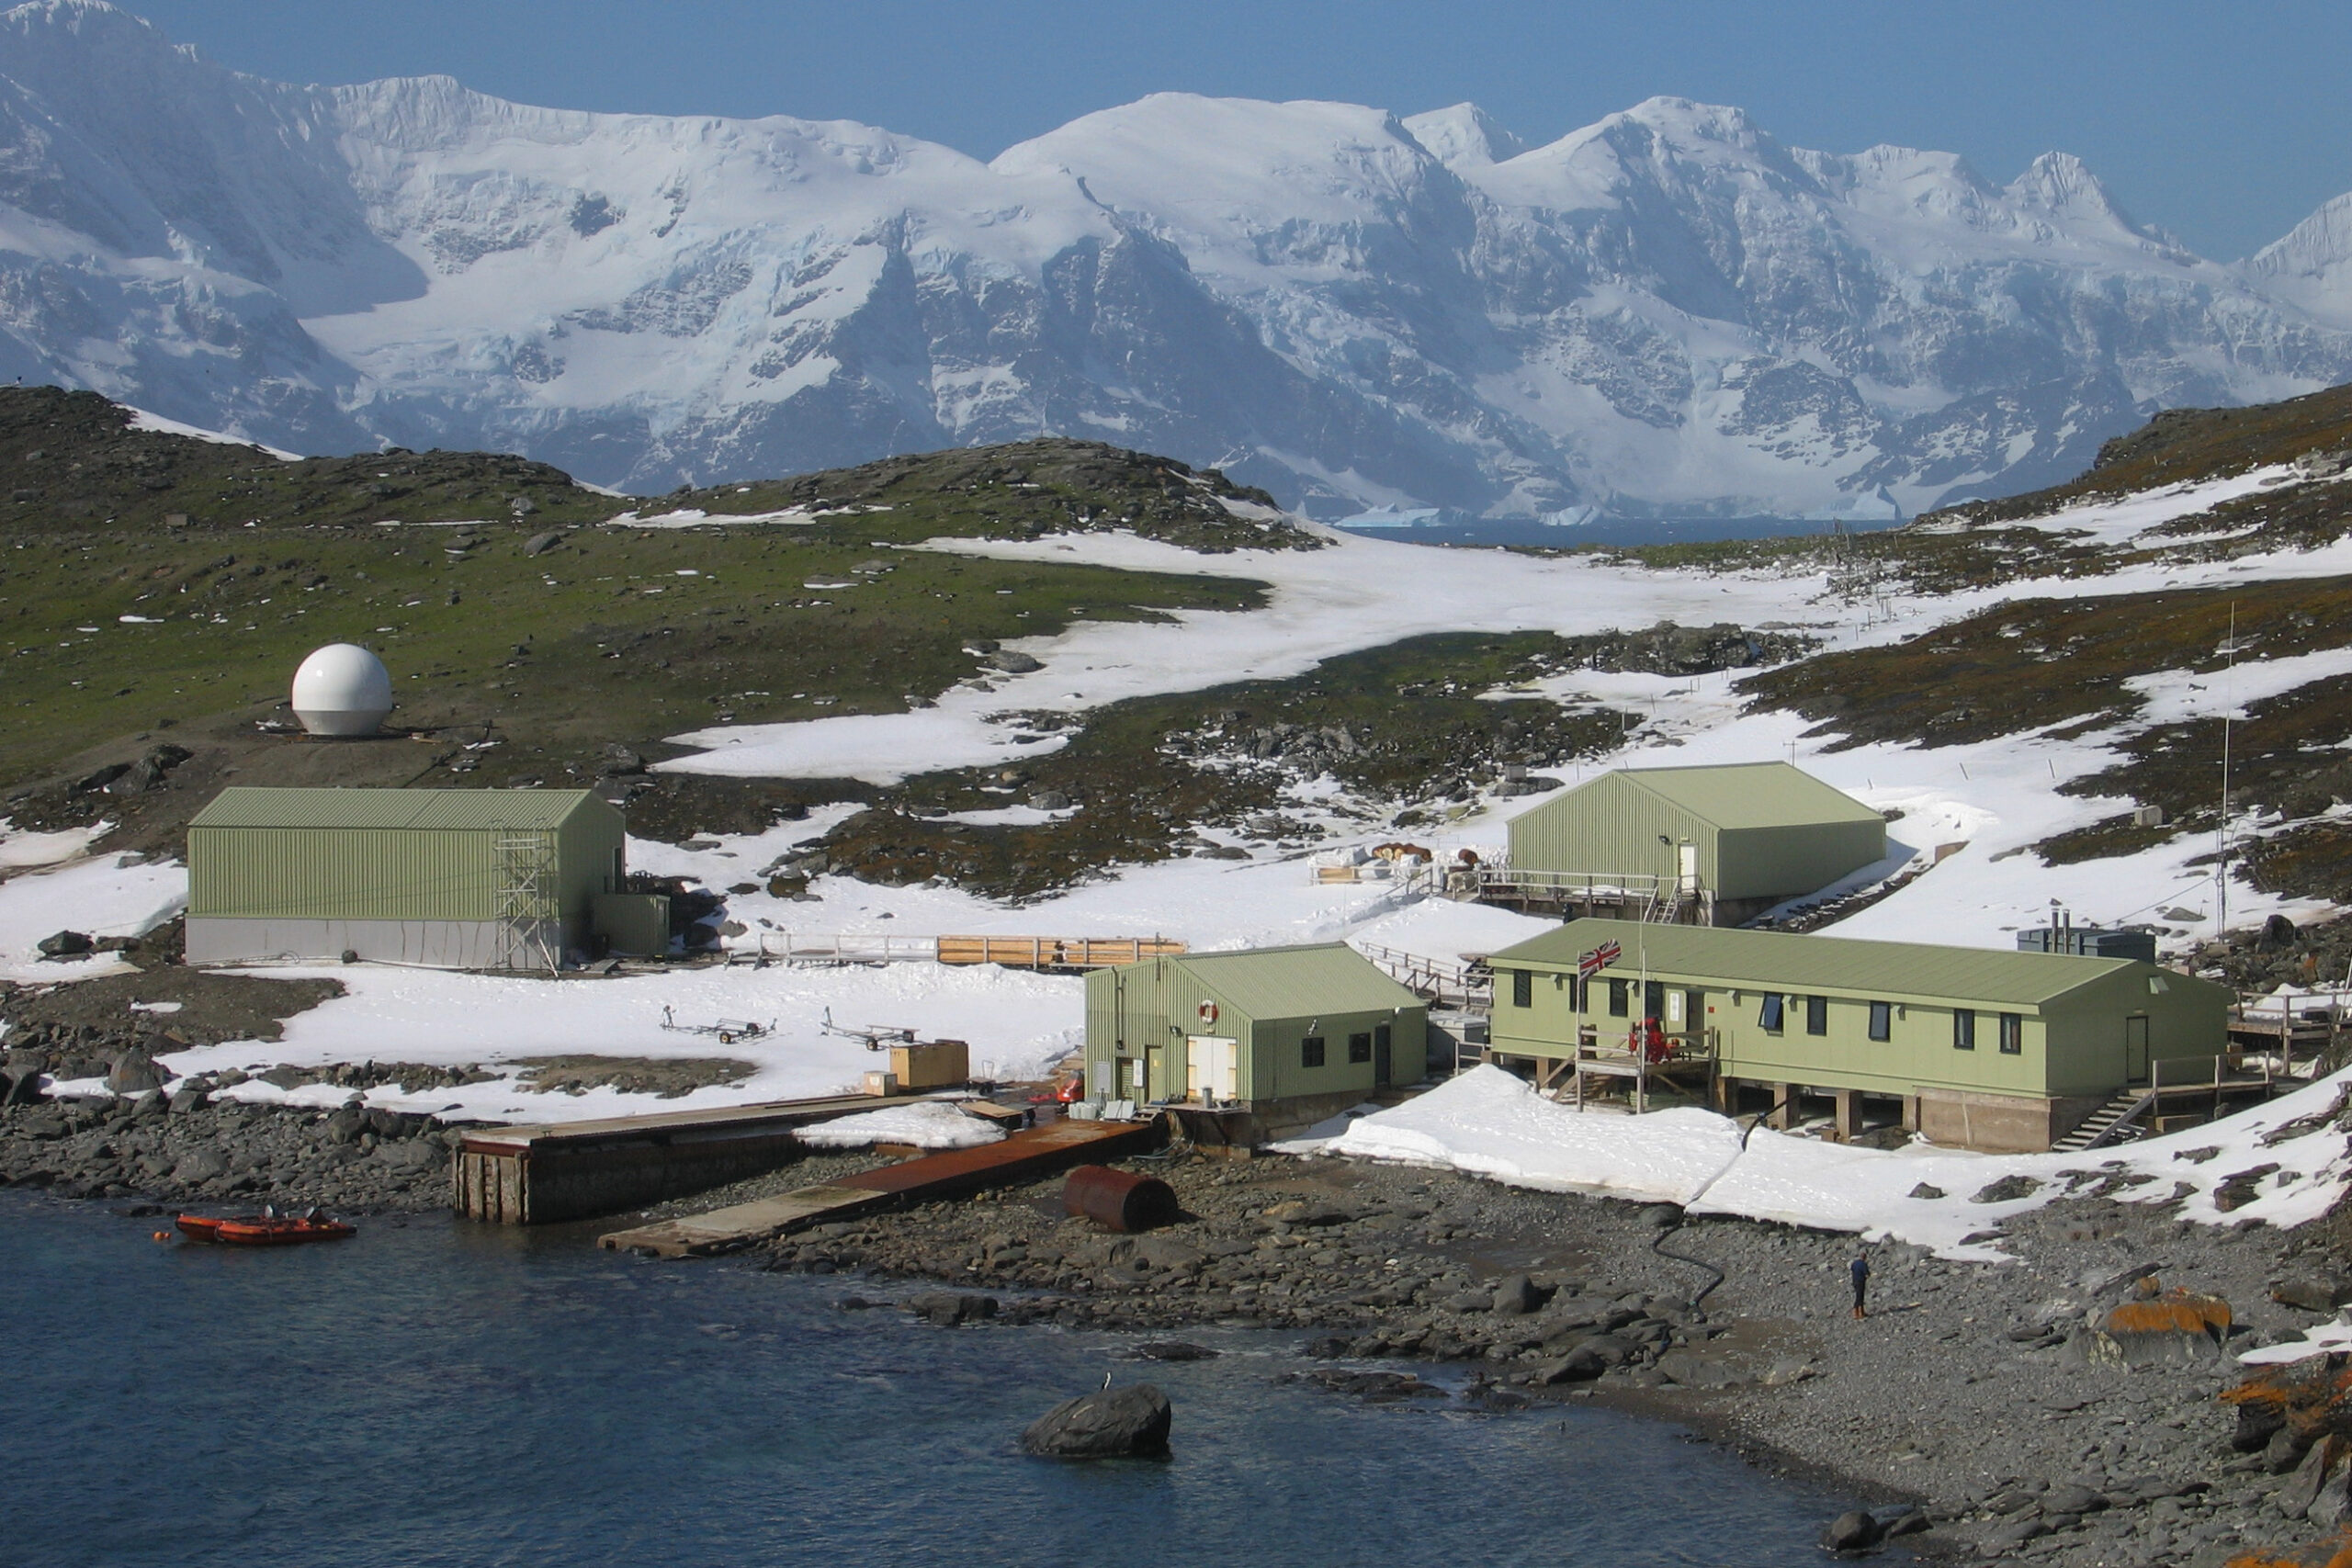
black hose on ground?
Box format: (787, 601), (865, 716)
(1651, 1220), (1725, 1308)
(1649, 1093), (1793, 1309)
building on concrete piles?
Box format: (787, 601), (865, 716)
(1083, 943), (1427, 1140)
(1498, 762), (1887, 924)
(1485, 918), (2234, 1154)
(186, 786), (629, 971)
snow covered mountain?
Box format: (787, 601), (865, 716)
(6, 0), (2352, 523)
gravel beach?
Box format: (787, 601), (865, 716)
(714, 1143), (2352, 1567)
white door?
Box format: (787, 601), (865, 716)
(1677, 841), (1699, 894)
(1186, 1035), (1238, 1101)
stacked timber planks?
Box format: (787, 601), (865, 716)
(936, 935), (1184, 970)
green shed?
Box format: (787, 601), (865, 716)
(1083, 943), (1427, 1136)
(1503, 763), (1887, 923)
(186, 787), (628, 971)
(1486, 918), (2233, 1153)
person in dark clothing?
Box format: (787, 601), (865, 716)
(1849, 1251), (1871, 1319)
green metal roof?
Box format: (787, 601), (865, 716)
(1492, 918), (2156, 1008)
(190, 786), (606, 833)
(1175, 943), (1423, 1021)
(1615, 762), (1883, 830)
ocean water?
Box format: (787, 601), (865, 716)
(2, 1192), (1894, 1567)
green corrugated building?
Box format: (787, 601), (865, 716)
(1503, 762), (1887, 923)
(1083, 944), (1427, 1136)
(1487, 918), (2233, 1153)
(186, 787), (628, 970)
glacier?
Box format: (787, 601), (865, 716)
(4, 0), (2352, 523)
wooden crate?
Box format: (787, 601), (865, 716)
(889, 1039), (969, 1090)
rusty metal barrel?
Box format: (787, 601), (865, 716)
(1062, 1164), (1178, 1232)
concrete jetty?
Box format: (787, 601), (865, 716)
(596, 1115), (1163, 1258)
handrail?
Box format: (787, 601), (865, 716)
(2074, 1089), (2158, 1151)
(1476, 867), (1666, 895)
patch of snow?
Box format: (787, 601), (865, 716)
(1311, 1064), (2352, 1263)
(123, 405), (302, 462)
(156, 959), (1083, 1123)
(793, 1099), (1006, 1150)
(0, 854), (185, 983)
(2242, 1320), (2352, 1366)
(0, 819), (110, 871)
(935, 805), (1075, 828)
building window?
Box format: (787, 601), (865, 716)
(1758, 994), (1784, 1032)
(1348, 1032), (1372, 1064)
(1868, 1001), (1893, 1042)
(1952, 1009), (1975, 1051)
(1512, 969), (1532, 1010)
(1804, 995), (1827, 1035)
(1301, 1035), (1326, 1068)
(1608, 978), (1630, 1017)
(1999, 1013), (2023, 1055)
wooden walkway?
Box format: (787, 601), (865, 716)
(596, 1115), (1164, 1258)
(726, 932), (1183, 970)
(1354, 942), (1492, 1010)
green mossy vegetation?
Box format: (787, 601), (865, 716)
(0, 389), (1288, 795)
(819, 633), (1636, 901)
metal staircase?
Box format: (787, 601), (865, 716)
(2052, 1086), (2158, 1153)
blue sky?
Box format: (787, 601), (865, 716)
(122, 0), (2352, 261)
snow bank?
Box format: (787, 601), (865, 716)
(158, 958), (1081, 1124)
(1323, 1066), (1743, 1203)
(793, 1100), (1005, 1151)
(1312, 1064), (2352, 1263)
(0, 819), (111, 870)
(0, 854), (186, 982)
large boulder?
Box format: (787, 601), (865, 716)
(106, 1049), (163, 1095)
(2280, 1438), (2345, 1521)
(1020, 1383), (1171, 1459)
(1488, 1273), (1542, 1315)
(1820, 1511), (1884, 1553)
(35, 930), (93, 959)
(2273, 1275), (2352, 1312)
(2093, 1287), (2233, 1367)
(2, 1048), (47, 1105)
(905, 1292), (997, 1327)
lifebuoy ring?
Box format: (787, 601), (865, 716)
(1196, 999), (1219, 1027)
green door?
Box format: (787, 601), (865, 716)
(2125, 1015), (2150, 1082)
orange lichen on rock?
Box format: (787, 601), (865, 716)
(2223, 1356), (2352, 1446)
(2224, 1536), (2352, 1568)
(2108, 1289), (2234, 1339)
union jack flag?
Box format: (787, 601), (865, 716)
(1578, 941), (1622, 978)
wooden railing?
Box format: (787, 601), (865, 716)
(1353, 942), (1492, 1009)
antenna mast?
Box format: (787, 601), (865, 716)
(2217, 603), (2236, 938)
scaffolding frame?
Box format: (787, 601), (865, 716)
(495, 829), (561, 973)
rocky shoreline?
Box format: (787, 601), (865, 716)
(12, 1092), (2352, 1564)
(701, 1145), (2352, 1567)
(0, 1096), (457, 1212)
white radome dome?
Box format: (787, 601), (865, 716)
(291, 643), (394, 737)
